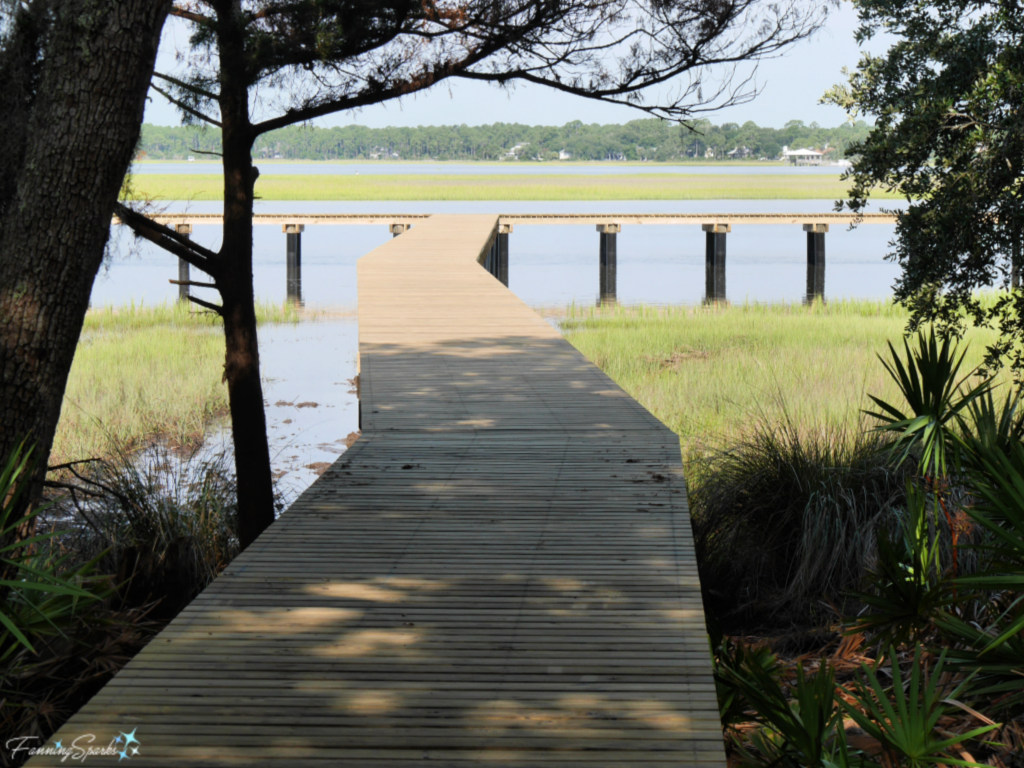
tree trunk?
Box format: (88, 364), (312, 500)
(217, 3), (276, 550)
(0, 0), (169, 518)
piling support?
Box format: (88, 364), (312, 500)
(702, 223), (729, 303)
(597, 223), (620, 304)
(497, 223), (512, 287)
(284, 223), (304, 304)
(804, 223), (827, 302)
(175, 224), (193, 302)
(390, 223), (409, 238)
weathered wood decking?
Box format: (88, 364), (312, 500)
(32, 214), (725, 766)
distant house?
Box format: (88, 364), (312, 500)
(727, 146), (752, 159)
(503, 142), (530, 160)
(558, 149), (572, 160)
(782, 146), (825, 166)
(187, 155), (195, 163)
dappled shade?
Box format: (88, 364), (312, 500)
(33, 216), (723, 766)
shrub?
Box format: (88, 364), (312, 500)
(691, 413), (909, 625)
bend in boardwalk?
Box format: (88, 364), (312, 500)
(31, 214), (725, 767)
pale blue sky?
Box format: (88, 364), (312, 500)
(145, 1), (885, 130)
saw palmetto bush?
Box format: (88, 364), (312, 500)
(845, 482), (956, 647)
(708, 325), (1022, 767)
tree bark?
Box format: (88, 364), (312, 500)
(0, 0), (169, 516)
(216, 0), (276, 549)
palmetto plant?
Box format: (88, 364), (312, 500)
(954, 437), (1024, 651)
(866, 328), (989, 479)
(717, 651), (857, 768)
(0, 442), (105, 660)
(713, 635), (784, 728)
(935, 609), (1024, 715)
(841, 647), (999, 768)
(866, 327), (991, 584)
(846, 482), (956, 646)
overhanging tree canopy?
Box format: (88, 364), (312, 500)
(122, 0), (835, 548)
(824, 0), (1024, 374)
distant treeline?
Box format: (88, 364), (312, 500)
(137, 119), (872, 163)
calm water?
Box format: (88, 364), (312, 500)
(94, 197), (901, 494)
(96, 199), (902, 308)
(133, 161), (848, 176)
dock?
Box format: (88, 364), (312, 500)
(140, 210), (895, 305)
(35, 214), (725, 766)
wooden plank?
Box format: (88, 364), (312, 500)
(31, 214), (725, 767)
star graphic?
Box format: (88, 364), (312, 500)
(131, 746), (140, 756)
(122, 729), (140, 747)
(118, 749), (129, 761)
(114, 735), (123, 744)
(53, 741), (62, 749)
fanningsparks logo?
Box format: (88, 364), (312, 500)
(6, 729), (141, 762)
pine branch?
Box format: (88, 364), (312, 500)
(153, 71), (219, 102)
(113, 202), (220, 276)
(187, 295), (224, 315)
(150, 83), (221, 127)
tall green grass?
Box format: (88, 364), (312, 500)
(125, 173), (898, 201)
(561, 300), (1002, 452)
(54, 301), (304, 463)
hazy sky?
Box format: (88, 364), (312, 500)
(144, 1), (886, 130)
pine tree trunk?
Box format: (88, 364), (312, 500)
(0, 0), (169, 515)
(217, 4), (277, 549)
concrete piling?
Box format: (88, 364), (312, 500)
(176, 224), (193, 302)
(702, 224), (729, 303)
(284, 223), (304, 304)
(804, 223), (827, 302)
(597, 224), (620, 304)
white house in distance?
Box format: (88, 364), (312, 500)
(782, 146), (825, 166)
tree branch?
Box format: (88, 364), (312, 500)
(150, 83), (222, 127)
(170, 6), (212, 24)
(169, 279), (218, 288)
(153, 71), (220, 102)
(113, 202), (220, 276)
(187, 295), (224, 315)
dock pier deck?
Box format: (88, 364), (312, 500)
(37, 214), (725, 766)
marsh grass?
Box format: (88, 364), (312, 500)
(560, 300), (1003, 452)
(125, 173), (898, 201)
(53, 301), (307, 464)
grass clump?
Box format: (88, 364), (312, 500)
(691, 414), (909, 624)
(125, 173), (900, 201)
(47, 444), (241, 614)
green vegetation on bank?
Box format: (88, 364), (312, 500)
(138, 118), (872, 162)
(561, 300), (1000, 451)
(126, 173), (889, 201)
(53, 302), (303, 463)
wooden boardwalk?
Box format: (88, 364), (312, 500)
(32, 215), (725, 766)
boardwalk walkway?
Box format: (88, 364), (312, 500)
(33, 215), (725, 766)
